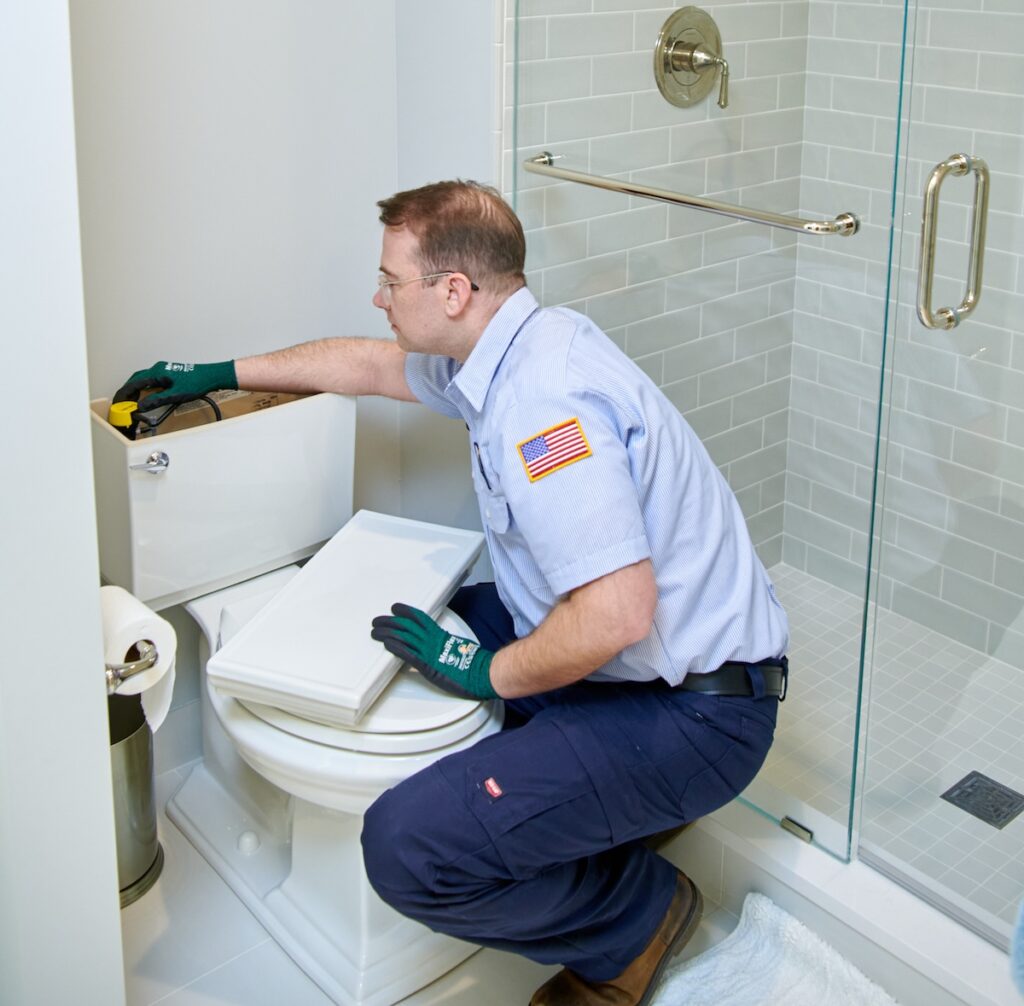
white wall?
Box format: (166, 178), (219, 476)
(69, 1), (501, 774)
(395, 0), (501, 545)
(70, 0), (403, 519)
(395, 0), (500, 191)
(0, 4), (125, 1003)
(70, 0), (404, 775)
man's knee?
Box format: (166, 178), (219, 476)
(360, 764), (496, 920)
(361, 783), (431, 911)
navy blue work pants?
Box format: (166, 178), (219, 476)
(361, 584), (779, 982)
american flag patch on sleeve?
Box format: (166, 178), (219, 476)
(517, 417), (592, 482)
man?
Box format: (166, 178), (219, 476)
(117, 180), (789, 1006)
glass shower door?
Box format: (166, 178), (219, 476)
(858, 1), (1024, 950)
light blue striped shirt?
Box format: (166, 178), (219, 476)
(405, 287), (788, 684)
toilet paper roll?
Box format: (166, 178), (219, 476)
(140, 659), (175, 734)
(100, 584), (177, 698)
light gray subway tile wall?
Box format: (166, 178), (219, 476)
(507, 1), (807, 560)
(791, 1), (906, 626)
(873, 1), (1024, 666)
(507, 0), (1024, 668)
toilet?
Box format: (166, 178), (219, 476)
(89, 393), (504, 1006)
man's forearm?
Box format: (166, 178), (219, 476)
(489, 559), (657, 699)
(235, 337), (417, 401)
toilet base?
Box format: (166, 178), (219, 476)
(167, 762), (479, 1005)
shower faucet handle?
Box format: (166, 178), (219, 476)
(674, 45), (729, 109)
(714, 55), (729, 109)
(654, 7), (729, 111)
(663, 40), (730, 110)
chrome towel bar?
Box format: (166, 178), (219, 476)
(523, 152), (859, 237)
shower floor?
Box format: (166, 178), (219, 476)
(765, 563), (1024, 936)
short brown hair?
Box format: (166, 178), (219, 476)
(377, 180), (526, 295)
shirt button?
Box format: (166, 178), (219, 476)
(485, 508), (492, 519)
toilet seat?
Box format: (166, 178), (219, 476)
(205, 605), (503, 809)
(206, 666), (502, 814)
(235, 610), (497, 755)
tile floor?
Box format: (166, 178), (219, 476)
(766, 563), (1024, 933)
(122, 769), (737, 1005)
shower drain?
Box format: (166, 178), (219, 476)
(941, 771), (1024, 829)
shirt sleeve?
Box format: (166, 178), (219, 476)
(404, 353), (463, 419)
(497, 391), (651, 596)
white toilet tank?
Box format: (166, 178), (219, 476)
(90, 392), (356, 610)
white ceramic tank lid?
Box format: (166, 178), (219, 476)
(207, 510), (484, 726)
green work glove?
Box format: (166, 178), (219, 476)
(113, 359), (238, 411)
(370, 603), (498, 701)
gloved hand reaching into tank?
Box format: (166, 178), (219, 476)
(370, 603), (499, 701)
(113, 360), (238, 411)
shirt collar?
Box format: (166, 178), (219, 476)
(451, 286), (539, 413)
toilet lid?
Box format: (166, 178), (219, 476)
(207, 510), (484, 727)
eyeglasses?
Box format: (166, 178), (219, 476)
(376, 271), (479, 305)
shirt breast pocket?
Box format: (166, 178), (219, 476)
(482, 492), (511, 534)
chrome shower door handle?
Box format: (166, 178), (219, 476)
(917, 153), (990, 330)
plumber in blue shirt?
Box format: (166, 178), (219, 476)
(117, 180), (789, 1006)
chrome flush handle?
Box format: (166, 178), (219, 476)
(129, 450), (170, 474)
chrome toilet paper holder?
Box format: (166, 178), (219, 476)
(105, 640), (159, 694)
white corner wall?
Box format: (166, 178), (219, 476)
(0, 3), (125, 1003)
(395, 0), (500, 191)
(70, 0), (403, 518)
(69, 1), (502, 774)
(71, 0), (502, 544)
(395, 0), (502, 548)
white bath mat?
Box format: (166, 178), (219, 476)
(654, 892), (900, 1006)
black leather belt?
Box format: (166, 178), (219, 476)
(679, 657), (788, 700)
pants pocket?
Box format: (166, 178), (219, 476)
(676, 708), (776, 820)
(458, 721), (612, 879)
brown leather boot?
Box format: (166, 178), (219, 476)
(529, 870), (703, 1005)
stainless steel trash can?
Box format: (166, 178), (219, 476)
(108, 693), (163, 907)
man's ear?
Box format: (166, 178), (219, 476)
(443, 273), (475, 318)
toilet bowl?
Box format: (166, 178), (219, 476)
(167, 517), (504, 1006)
